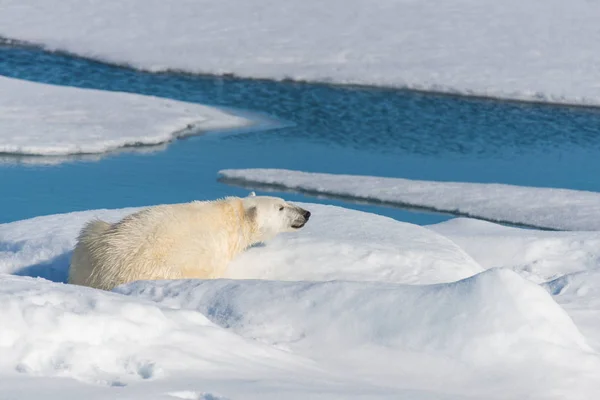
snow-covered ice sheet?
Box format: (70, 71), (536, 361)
(2, 0), (600, 105)
(2, 203), (600, 398)
(0, 75), (249, 155)
(0, 143), (168, 166)
(219, 168), (600, 231)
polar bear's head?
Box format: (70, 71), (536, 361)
(242, 192), (311, 242)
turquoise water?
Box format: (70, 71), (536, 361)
(1, 45), (600, 225)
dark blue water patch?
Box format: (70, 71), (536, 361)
(3, 46), (600, 160)
(1, 45), (600, 225)
(0, 134), (448, 225)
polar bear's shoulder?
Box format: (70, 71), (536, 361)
(112, 198), (247, 234)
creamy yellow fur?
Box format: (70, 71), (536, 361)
(68, 197), (269, 290)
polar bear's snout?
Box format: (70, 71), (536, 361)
(291, 207), (311, 229)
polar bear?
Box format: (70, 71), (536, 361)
(68, 193), (311, 290)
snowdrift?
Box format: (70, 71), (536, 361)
(544, 270), (600, 351)
(228, 204), (482, 284)
(118, 269), (591, 362)
(430, 218), (600, 283)
(0, 274), (315, 387)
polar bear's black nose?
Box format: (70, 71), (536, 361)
(303, 211), (311, 220)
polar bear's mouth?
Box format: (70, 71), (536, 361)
(291, 222), (306, 229)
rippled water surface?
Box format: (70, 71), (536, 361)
(1, 45), (600, 224)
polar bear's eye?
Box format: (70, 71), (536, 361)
(278, 206), (284, 211)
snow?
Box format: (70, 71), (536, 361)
(226, 204), (483, 284)
(117, 270), (600, 398)
(0, 204), (480, 284)
(219, 168), (600, 231)
(0, 75), (250, 156)
(0, 207), (139, 282)
(430, 217), (600, 357)
(117, 270), (591, 363)
(429, 218), (600, 283)
(2, 202), (600, 398)
(0, 275), (314, 387)
(0, 275), (366, 400)
(2, 0), (600, 105)
(543, 270), (600, 352)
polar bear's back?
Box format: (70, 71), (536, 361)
(68, 200), (245, 290)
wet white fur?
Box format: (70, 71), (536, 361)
(68, 194), (308, 290)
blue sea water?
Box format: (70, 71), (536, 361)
(1, 45), (600, 225)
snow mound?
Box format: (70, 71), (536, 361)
(0, 203), (481, 285)
(543, 270), (600, 352)
(227, 204), (482, 284)
(2, 1), (600, 105)
(117, 269), (591, 363)
(0, 207), (139, 281)
(219, 168), (600, 231)
(0, 76), (249, 156)
(430, 218), (600, 283)
(0, 275), (310, 386)
(545, 270), (600, 300)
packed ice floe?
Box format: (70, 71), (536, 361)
(0, 75), (249, 156)
(2, 0), (600, 105)
(219, 168), (600, 231)
(1, 202), (600, 399)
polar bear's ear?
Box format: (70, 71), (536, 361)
(248, 191), (256, 197)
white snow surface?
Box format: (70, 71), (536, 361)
(219, 168), (600, 231)
(431, 217), (600, 358)
(2, 202), (600, 398)
(0, 275), (315, 386)
(543, 270), (600, 352)
(117, 270), (591, 362)
(117, 270), (600, 398)
(430, 218), (600, 283)
(0, 75), (249, 155)
(2, 0), (600, 105)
